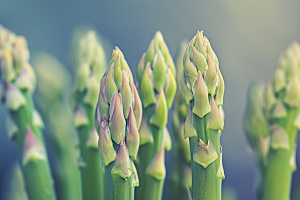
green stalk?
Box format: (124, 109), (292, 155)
(136, 31), (176, 200)
(33, 53), (82, 200)
(180, 31), (225, 200)
(262, 108), (299, 200)
(78, 105), (105, 200)
(0, 25), (56, 200)
(72, 31), (107, 200)
(96, 47), (142, 200)
(105, 163), (114, 200)
(244, 42), (300, 200)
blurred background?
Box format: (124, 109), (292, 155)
(1, 1), (300, 199)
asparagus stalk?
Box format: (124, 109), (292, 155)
(95, 47), (142, 200)
(261, 42), (300, 200)
(244, 82), (270, 200)
(33, 53), (82, 200)
(72, 31), (106, 200)
(181, 31), (225, 200)
(0, 25), (56, 200)
(166, 40), (192, 200)
(135, 31), (176, 200)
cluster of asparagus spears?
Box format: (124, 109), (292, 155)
(244, 42), (300, 200)
(0, 24), (227, 200)
(4, 21), (299, 200)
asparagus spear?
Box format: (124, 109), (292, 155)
(166, 40), (192, 200)
(262, 42), (300, 200)
(33, 53), (82, 200)
(245, 42), (300, 200)
(72, 31), (106, 200)
(135, 31), (176, 200)
(181, 31), (225, 200)
(95, 47), (142, 200)
(244, 82), (270, 200)
(0, 25), (56, 200)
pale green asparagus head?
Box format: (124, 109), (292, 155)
(181, 31), (225, 127)
(137, 31), (177, 128)
(72, 31), (107, 109)
(244, 82), (270, 162)
(261, 42), (300, 166)
(0, 25), (40, 145)
(0, 25), (36, 108)
(96, 47), (142, 177)
(33, 53), (72, 107)
(263, 42), (300, 120)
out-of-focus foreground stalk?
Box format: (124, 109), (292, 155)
(166, 40), (192, 200)
(33, 53), (82, 200)
(95, 47), (142, 200)
(0, 25), (56, 200)
(245, 42), (300, 200)
(135, 31), (176, 200)
(181, 31), (225, 200)
(71, 31), (106, 200)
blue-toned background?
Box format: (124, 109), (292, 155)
(1, 1), (300, 199)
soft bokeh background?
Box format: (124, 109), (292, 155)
(1, 1), (300, 199)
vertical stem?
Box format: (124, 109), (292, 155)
(9, 93), (56, 200)
(105, 163), (114, 200)
(111, 175), (132, 200)
(144, 178), (164, 200)
(142, 127), (165, 200)
(190, 100), (221, 200)
(263, 150), (290, 200)
(135, 143), (152, 199)
(78, 105), (105, 200)
(136, 105), (166, 200)
(263, 107), (299, 200)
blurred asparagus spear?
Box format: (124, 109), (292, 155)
(95, 47), (142, 200)
(33, 53), (82, 200)
(135, 31), (176, 200)
(166, 40), (192, 200)
(263, 42), (299, 200)
(181, 31), (225, 200)
(244, 82), (270, 199)
(71, 31), (107, 200)
(0, 25), (56, 200)
(262, 42), (300, 200)
(245, 42), (300, 200)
